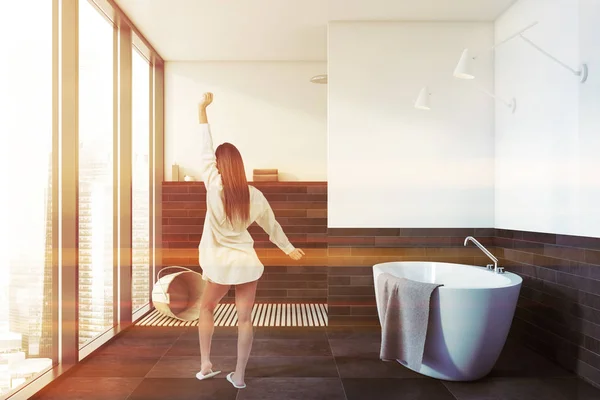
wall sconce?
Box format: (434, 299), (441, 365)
(455, 50), (517, 113)
(452, 22), (540, 113)
(455, 21), (588, 83)
(452, 20), (588, 114)
(453, 48), (475, 79)
(453, 49), (516, 112)
(414, 86), (431, 110)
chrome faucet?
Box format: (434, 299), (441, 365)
(463, 236), (504, 274)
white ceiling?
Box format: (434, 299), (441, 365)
(114, 0), (517, 61)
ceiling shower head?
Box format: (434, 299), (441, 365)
(310, 74), (327, 84)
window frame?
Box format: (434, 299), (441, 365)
(2, 1), (164, 398)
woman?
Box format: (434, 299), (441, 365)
(194, 93), (305, 389)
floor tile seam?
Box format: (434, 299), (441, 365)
(328, 336), (349, 400)
(439, 380), (460, 400)
(122, 377), (145, 400)
(143, 335), (181, 379)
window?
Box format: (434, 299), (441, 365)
(78, 0), (115, 348)
(131, 45), (151, 313)
(0, 0), (163, 397)
(0, 1), (54, 394)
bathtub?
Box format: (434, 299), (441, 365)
(373, 261), (522, 381)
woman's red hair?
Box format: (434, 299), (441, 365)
(215, 142), (250, 229)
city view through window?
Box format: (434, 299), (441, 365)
(0, 1), (54, 394)
(132, 46), (151, 314)
(78, 0), (116, 349)
(0, 1), (154, 395)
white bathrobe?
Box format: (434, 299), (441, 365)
(197, 123), (295, 285)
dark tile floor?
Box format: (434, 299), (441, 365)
(30, 325), (600, 400)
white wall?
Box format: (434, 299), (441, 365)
(328, 22), (495, 228)
(495, 0), (600, 237)
(164, 61), (327, 182)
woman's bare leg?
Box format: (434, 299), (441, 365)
(231, 279), (258, 386)
(198, 281), (230, 374)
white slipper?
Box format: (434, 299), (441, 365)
(196, 370), (221, 380)
(226, 372), (246, 389)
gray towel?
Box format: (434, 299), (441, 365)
(376, 272), (443, 370)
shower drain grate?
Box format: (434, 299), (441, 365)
(136, 303), (328, 327)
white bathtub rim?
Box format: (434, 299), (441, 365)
(373, 261), (523, 290)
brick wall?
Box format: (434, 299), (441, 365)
(496, 229), (600, 387)
(326, 228), (496, 326)
(161, 182), (328, 302)
(161, 182), (496, 311)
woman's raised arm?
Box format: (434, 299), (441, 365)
(197, 92), (221, 189)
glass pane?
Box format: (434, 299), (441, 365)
(0, 1), (54, 394)
(132, 47), (151, 313)
(78, 0), (114, 348)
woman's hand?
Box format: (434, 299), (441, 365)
(198, 92), (213, 124)
(198, 92), (212, 124)
(288, 248), (305, 261)
(199, 92), (213, 108)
